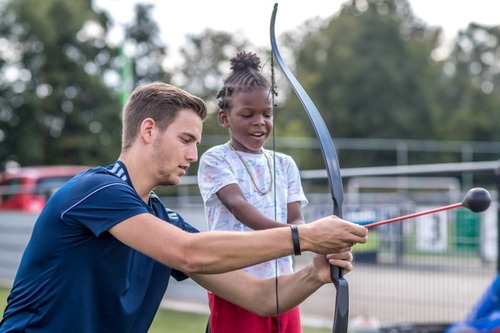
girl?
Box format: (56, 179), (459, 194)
(198, 51), (308, 333)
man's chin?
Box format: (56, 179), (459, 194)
(159, 177), (180, 187)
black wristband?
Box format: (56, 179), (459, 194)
(290, 225), (301, 256)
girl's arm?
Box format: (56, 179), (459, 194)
(216, 183), (285, 230)
(287, 201), (305, 225)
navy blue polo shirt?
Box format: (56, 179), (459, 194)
(0, 161), (197, 333)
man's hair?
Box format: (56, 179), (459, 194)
(216, 51), (271, 111)
(121, 82), (207, 150)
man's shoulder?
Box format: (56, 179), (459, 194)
(66, 166), (134, 199)
(149, 194), (199, 233)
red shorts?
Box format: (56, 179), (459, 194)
(208, 292), (302, 333)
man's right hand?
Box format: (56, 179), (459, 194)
(300, 216), (368, 254)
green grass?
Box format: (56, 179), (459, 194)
(1, 287), (329, 332)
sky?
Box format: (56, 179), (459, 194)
(93, 0), (500, 67)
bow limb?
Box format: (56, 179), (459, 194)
(270, 4), (348, 333)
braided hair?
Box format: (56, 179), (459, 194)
(217, 51), (271, 111)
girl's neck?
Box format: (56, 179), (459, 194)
(227, 141), (263, 154)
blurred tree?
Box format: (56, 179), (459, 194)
(177, 29), (252, 102)
(176, 29), (257, 144)
(2, 0), (498, 171)
(438, 23), (500, 142)
(0, 0), (122, 166)
(275, 0), (445, 168)
(122, 3), (171, 87)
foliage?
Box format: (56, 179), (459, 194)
(277, 0), (446, 168)
(176, 28), (257, 146)
(270, 0), (500, 170)
(123, 3), (171, 86)
(437, 23), (500, 142)
(0, 0), (122, 166)
(0, 0), (499, 171)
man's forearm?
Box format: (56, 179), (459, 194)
(256, 262), (324, 316)
(191, 261), (324, 317)
(184, 228), (294, 274)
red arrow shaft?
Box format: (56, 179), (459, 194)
(364, 202), (463, 228)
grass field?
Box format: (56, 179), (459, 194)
(1, 287), (329, 332)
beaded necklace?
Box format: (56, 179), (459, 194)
(228, 142), (273, 195)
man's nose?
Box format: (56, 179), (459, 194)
(187, 146), (198, 162)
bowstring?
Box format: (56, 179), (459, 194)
(266, 50), (281, 332)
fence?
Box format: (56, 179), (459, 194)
(162, 197), (499, 327)
(0, 211), (36, 283)
(1, 199), (497, 328)
(0, 169), (499, 330)
(306, 201), (498, 326)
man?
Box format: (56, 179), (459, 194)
(0, 82), (367, 333)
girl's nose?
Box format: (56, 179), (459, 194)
(253, 115), (265, 125)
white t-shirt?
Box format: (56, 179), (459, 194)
(198, 142), (308, 279)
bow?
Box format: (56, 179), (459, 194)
(270, 4), (348, 333)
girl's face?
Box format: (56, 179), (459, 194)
(219, 88), (273, 154)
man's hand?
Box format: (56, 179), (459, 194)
(310, 251), (354, 284)
(300, 216), (368, 254)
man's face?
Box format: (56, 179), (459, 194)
(151, 109), (202, 186)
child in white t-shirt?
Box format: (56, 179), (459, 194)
(198, 51), (308, 333)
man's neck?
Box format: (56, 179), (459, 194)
(117, 153), (153, 203)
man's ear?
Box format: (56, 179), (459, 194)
(218, 110), (229, 128)
(140, 118), (155, 142)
